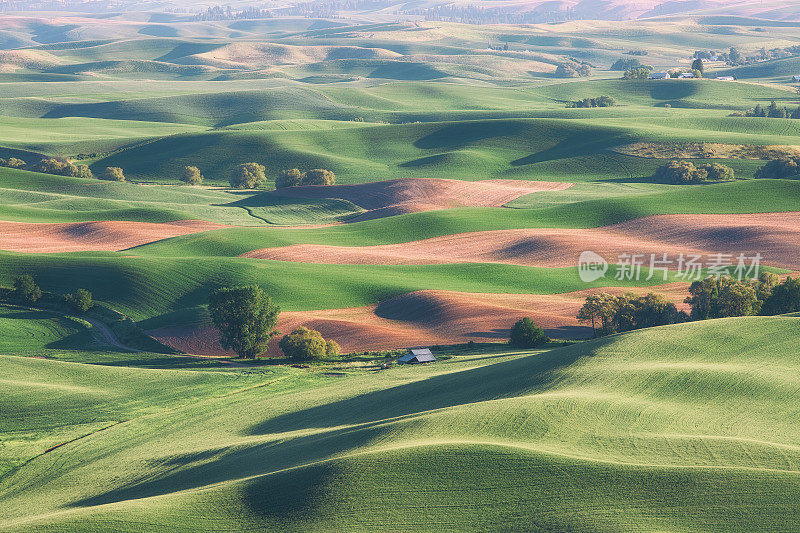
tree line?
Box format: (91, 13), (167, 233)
(0, 156), (126, 181)
(736, 101), (800, 120)
(578, 273), (799, 337)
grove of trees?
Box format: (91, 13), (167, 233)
(566, 96), (616, 108)
(208, 285), (280, 358)
(755, 156), (800, 179)
(275, 168), (337, 188)
(654, 161), (734, 184)
(577, 292), (684, 336)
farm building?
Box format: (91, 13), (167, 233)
(678, 72), (695, 79)
(716, 76), (735, 81)
(649, 72), (670, 80)
(793, 75), (800, 82)
(398, 348), (435, 364)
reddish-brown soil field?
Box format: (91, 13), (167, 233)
(243, 212), (800, 270)
(0, 220), (229, 253)
(148, 284), (691, 357)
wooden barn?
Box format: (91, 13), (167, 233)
(398, 348), (435, 364)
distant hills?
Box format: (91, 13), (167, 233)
(2, 0), (800, 23)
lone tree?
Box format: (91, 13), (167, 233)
(101, 167), (125, 182)
(302, 169), (336, 186)
(230, 163), (267, 189)
(65, 288), (93, 313)
(691, 58), (704, 73)
(208, 285), (280, 358)
(275, 168), (303, 189)
(180, 165), (204, 185)
(14, 274), (42, 303)
(279, 326), (339, 360)
(508, 317), (548, 348)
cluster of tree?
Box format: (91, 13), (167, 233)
(275, 168), (336, 188)
(578, 292), (685, 336)
(611, 58), (644, 71)
(207, 285), (339, 360)
(724, 45), (800, 66)
(11, 274), (93, 313)
(555, 62), (591, 78)
(685, 274), (779, 320)
(566, 96), (616, 108)
(625, 50), (648, 56)
(279, 327), (340, 359)
(0, 156), (125, 182)
(741, 101), (800, 119)
(193, 5), (273, 21)
(508, 317), (548, 348)
(654, 161), (734, 184)
(623, 66), (653, 79)
(755, 156), (800, 179)
(30, 158), (93, 179)
(578, 274), (800, 338)
(404, 4), (576, 24)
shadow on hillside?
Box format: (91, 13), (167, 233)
(67, 341), (613, 509)
(70, 421), (394, 508)
(248, 341), (603, 435)
(510, 136), (625, 166)
(414, 121), (525, 150)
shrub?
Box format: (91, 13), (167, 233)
(180, 165), (203, 185)
(654, 161), (707, 184)
(101, 167), (125, 181)
(275, 168), (302, 189)
(279, 326), (328, 360)
(567, 95), (616, 108)
(0, 157), (26, 169)
(508, 317), (548, 348)
(229, 162), (266, 189)
(301, 169), (336, 186)
(208, 285), (280, 358)
(755, 157), (800, 179)
(13, 274), (41, 303)
(700, 162), (734, 181)
(65, 288), (93, 313)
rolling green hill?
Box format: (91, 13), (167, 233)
(2, 317), (800, 530)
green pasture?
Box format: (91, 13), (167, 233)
(2, 317), (800, 530)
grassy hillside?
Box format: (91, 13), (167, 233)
(2, 317), (800, 530)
